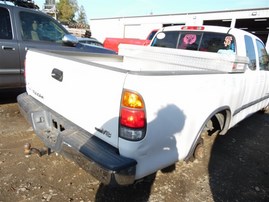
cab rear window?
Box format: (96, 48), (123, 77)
(151, 31), (236, 54)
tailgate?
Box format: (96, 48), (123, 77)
(25, 50), (127, 148)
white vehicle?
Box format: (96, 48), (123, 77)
(18, 25), (269, 186)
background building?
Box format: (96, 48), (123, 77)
(89, 7), (269, 51)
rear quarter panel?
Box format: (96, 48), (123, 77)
(120, 72), (247, 179)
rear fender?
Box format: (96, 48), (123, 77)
(185, 106), (231, 161)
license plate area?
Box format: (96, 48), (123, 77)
(31, 111), (65, 146)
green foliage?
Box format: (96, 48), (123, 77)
(77, 6), (87, 24)
(56, 0), (86, 25)
(56, 0), (75, 24)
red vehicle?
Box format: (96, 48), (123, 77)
(103, 29), (158, 52)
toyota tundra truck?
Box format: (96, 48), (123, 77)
(17, 25), (269, 186)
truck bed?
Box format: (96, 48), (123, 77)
(34, 44), (249, 74)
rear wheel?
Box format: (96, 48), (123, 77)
(261, 105), (269, 113)
(191, 113), (225, 162)
(193, 136), (204, 160)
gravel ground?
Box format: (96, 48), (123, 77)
(0, 90), (269, 202)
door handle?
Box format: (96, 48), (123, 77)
(51, 68), (63, 82)
(2, 46), (15, 51)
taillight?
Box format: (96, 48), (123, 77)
(181, 26), (205, 30)
(119, 90), (146, 141)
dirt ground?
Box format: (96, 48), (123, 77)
(0, 89), (269, 202)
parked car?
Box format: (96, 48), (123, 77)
(0, 1), (116, 90)
(103, 29), (158, 52)
(77, 37), (104, 47)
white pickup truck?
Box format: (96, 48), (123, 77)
(18, 25), (269, 186)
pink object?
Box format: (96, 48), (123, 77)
(183, 34), (197, 44)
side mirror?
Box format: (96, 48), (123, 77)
(62, 34), (78, 47)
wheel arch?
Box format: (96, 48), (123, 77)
(184, 106), (231, 161)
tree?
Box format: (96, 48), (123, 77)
(56, 0), (77, 24)
(56, 0), (89, 28)
(77, 5), (87, 25)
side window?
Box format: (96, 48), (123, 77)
(177, 32), (202, 51)
(147, 30), (158, 40)
(244, 35), (256, 70)
(20, 11), (67, 42)
(0, 7), (12, 40)
(151, 31), (179, 49)
(256, 40), (269, 71)
(199, 33), (235, 54)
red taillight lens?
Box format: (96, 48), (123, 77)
(120, 107), (145, 128)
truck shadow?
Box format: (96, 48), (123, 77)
(0, 88), (25, 104)
(94, 104), (186, 202)
(208, 112), (269, 202)
(95, 174), (156, 202)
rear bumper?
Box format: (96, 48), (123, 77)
(17, 93), (137, 186)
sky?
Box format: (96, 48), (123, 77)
(34, 0), (269, 21)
